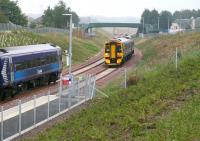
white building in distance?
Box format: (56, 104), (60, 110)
(170, 17), (200, 33)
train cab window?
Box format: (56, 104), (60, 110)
(116, 46), (122, 52)
(105, 45), (110, 53)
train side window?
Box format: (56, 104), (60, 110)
(16, 63), (22, 71)
(26, 61), (31, 68)
(16, 61), (27, 71)
(50, 56), (57, 63)
(47, 56), (52, 64)
(32, 59), (38, 67)
(40, 57), (46, 65)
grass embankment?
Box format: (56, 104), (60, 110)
(0, 30), (109, 64)
(26, 32), (200, 141)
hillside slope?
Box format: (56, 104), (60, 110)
(0, 30), (109, 64)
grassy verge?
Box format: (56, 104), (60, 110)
(0, 30), (109, 64)
(26, 32), (200, 141)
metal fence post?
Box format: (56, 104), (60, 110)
(33, 95), (36, 126)
(176, 48), (178, 71)
(1, 106), (3, 141)
(124, 68), (127, 89)
(59, 91), (61, 113)
(68, 85), (72, 108)
(91, 76), (96, 99)
(59, 73), (63, 96)
(18, 100), (21, 135)
(88, 75), (91, 98)
(77, 79), (80, 97)
(72, 78), (76, 97)
(84, 75), (88, 101)
(48, 91), (50, 119)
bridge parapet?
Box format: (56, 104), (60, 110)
(81, 23), (141, 33)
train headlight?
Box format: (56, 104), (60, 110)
(117, 53), (122, 57)
(105, 53), (109, 57)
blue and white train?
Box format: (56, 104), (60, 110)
(0, 44), (62, 100)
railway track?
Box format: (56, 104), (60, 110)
(0, 54), (111, 107)
(0, 48), (142, 109)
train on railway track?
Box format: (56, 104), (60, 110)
(0, 44), (62, 100)
(104, 36), (134, 66)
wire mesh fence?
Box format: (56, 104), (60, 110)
(0, 74), (96, 141)
(139, 28), (200, 38)
(0, 23), (68, 34)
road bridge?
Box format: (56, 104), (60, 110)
(82, 23), (141, 33)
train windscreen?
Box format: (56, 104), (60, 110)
(105, 44), (110, 53)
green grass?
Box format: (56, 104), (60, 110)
(0, 30), (108, 64)
(148, 94), (200, 141)
(25, 32), (200, 141)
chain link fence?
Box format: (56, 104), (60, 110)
(0, 23), (68, 34)
(139, 28), (200, 38)
(0, 74), (96, 141)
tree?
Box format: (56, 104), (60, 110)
(150, 9), (159, 25)
(30, 21), (37, 28)
(173, 9), (200, 20)
(140, 9), (159, 33)
(42, 1), (80, 28)
(53, 1), (69, 28)
(42, 6), (54, 27)
(159, 11), (173, 31)
(72, 11), (80, 27)
(0, 11), (8, 23)
(197, 9), (200, 17)
(0, 0), (28, 26)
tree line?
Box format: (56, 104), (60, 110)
(0, 0), (79, 29)
(41, 1), (79, 29)
(0, 0), (199, 30)
(0, 0), (27, 26)
(140, 9), (200, 33)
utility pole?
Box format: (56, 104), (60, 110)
(124, 68), (127, 89)
(158, 17), (160, 31)
(176, 48), (178, 71)
(143, 17), (145, 38)
(63, 14), (73, 77)
(168, 18), (170, 32)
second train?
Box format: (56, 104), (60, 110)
(104, 37), (134, 66)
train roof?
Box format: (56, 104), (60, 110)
(0, 44), (60, 57)
(109, 37), (133, 43)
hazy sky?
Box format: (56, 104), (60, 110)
(16, 0), (200, 17)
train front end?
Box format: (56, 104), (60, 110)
(104, 40), (123, 66)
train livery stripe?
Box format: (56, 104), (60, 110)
(14, 63), (60, 82)
(111, 44), (116, 59)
